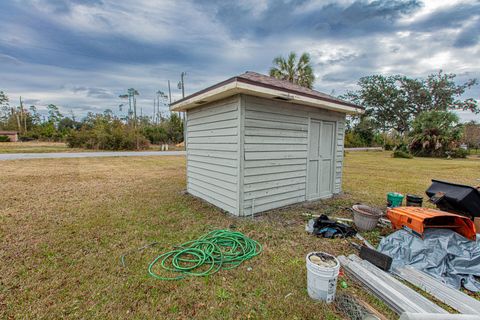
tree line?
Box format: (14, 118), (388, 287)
(269, 52), (479, 158)
(2, 51), (479, 156)
(341, 71), (479, 157)
(0, 90), (183, 150)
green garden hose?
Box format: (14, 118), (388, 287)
(148, 229), (262, 280)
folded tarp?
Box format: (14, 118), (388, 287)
(378, 229), (480, 292)
(400, 313), (480, 320)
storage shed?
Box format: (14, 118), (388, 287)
(170, 72), (363, 216)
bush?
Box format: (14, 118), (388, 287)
(66, 117), (150, 151)
(141, 113), (183, 145)
(394, 142), (409, 153)
(344, 131), (364, 148)
(142, 125), (168, 144)
(67, 129), (149, 150)
(408, 111), (463, 158)
(0, 135), (10, 142)
(447, 148), (468, 158)
(379, 133), (406, 151)
(393, 150), (413, 159)
(384, 141), (394, 151)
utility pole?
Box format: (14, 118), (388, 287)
(128, 93), (132, 119)
(179, 72), (186, 99)
(156, 90), (160, 123)
(178, 72), (187, 147)
(14, 107), (21, 133)
(168, 80), (172, 104)
(153, 98), (156, 123)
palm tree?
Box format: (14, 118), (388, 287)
(269, 52), (315, 89)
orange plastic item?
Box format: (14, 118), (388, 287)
(387, 207), (476, 241)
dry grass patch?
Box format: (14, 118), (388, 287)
(0, 141), (185, 154)
(1, 152), (478, 319)
(0, 141), (82, 153)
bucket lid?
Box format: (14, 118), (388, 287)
(406, 194), (423, 200)
(307, 252), (338, 268)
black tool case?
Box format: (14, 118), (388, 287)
(426, 179), (480, 219)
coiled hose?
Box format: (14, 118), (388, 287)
(148, 229), (262, 280)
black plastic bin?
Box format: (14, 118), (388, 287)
(406, 194), (423, 207)
(426, 179), (480, 219)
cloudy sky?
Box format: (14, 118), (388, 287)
(1, 0), (479, 121)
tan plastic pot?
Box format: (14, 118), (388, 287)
(352, 205), (384, 232)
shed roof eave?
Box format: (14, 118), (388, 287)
(169, 79), (363, 114)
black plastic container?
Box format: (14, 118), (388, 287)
(426, 179), (480, 218)
(406, 194), (423, 207)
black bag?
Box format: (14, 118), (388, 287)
(313, 214), (357, 238)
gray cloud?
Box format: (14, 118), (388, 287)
(195, 0), (422, 39)
(33, 0), (104, 13)
(454, 19), (480, 47)
(23, 98), (41, 105)
(0, 0), (478, 123)
(315, 51), (360, 66)
(409, 2), (480, 32)
(71, 86), (115, 99)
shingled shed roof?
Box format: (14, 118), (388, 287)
(170, 71), (363, 114)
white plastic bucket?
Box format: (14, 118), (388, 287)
(306, 252), (340, 303)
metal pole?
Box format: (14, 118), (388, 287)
(180, 72), (185, 99)
(157, 92), (160, 123)
(180, 73), (186, 147)
(168, 80), (172, 104)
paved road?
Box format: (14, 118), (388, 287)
(0, 151), (186, 161)
(345, 147), (383, 152)
(0, 147), (381, 161)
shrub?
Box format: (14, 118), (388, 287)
(393, 150), (413, 159)
(408, 111), (462, 158)
(142, 125), (168, 144)
(345, 131), (365, 148)
(394, 143), (409, 153)
(67, 128), (149, 150)
(379, 132), (406, 151)
(0, 135), (10, 142)
(66, 117), (150, 151)
(384, 141), (394, 151)
(20, 123), (65, 141)
(447, 148), (468, 158)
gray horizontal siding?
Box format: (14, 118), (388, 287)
(186, 96), (240, 215)
(242, 95), (345, 215)
(185, 93), (347, 217)
(242, 96), (309, 215)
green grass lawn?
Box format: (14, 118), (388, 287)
(0, 152), (478, 319)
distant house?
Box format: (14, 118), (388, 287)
(0, 131), (19, 142)
(170, 71), (364, 216)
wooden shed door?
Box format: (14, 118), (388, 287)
(306, 120), (335, 200)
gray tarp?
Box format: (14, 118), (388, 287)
(377, 229), (480, 292)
